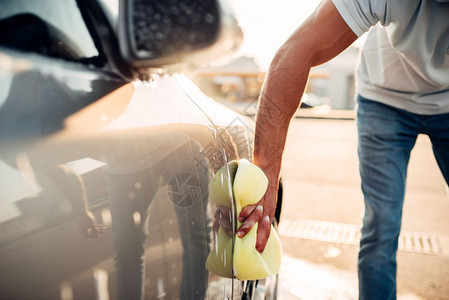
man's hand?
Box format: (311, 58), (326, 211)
(236, 179), (278, 253)
(212, 205), (234, 237)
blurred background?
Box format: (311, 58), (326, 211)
(190, 0), (362, 116)
(188, 1), (449, 299)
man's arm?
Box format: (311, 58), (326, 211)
(236, 0), (358, 253)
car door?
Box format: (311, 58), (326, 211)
(0, 0), (126, 298)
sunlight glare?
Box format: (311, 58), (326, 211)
(227, 0), (323, 70)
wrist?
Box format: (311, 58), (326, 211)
(253, 157), (280, 181)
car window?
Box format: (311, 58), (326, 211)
(0, 0), (99, 63)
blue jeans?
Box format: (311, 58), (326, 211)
(356, 95), (449, 300)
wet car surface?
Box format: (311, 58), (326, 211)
(0, 0), (279, 299)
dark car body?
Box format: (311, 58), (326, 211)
(0, 0), (280, 299)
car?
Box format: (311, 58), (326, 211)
(0, 0), (282, 299)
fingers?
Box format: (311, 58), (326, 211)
(214, 205), (233, 236)
(256, 215), (271, 253)
(216, 205), (231, 219)
(238, 203), (258, 222)
(234, 180), (278, 252)
(236, 205), (263, 238)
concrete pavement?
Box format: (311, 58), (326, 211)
(276, 117), (449, 299)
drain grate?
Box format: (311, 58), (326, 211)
(279, 219), (441, 255)
(398, 232), (441, 255)
(279, 219), (360, 245)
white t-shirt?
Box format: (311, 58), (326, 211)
(332, 0), (449, 115)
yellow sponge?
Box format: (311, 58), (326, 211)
(206, 159), (282, 280)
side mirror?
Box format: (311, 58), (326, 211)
(118, 0), (242, 69)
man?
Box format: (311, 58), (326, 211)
(235, 0), (449, 299)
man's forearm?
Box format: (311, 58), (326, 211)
(253, 0), (357, 186)
(253, 42), (311, 184)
